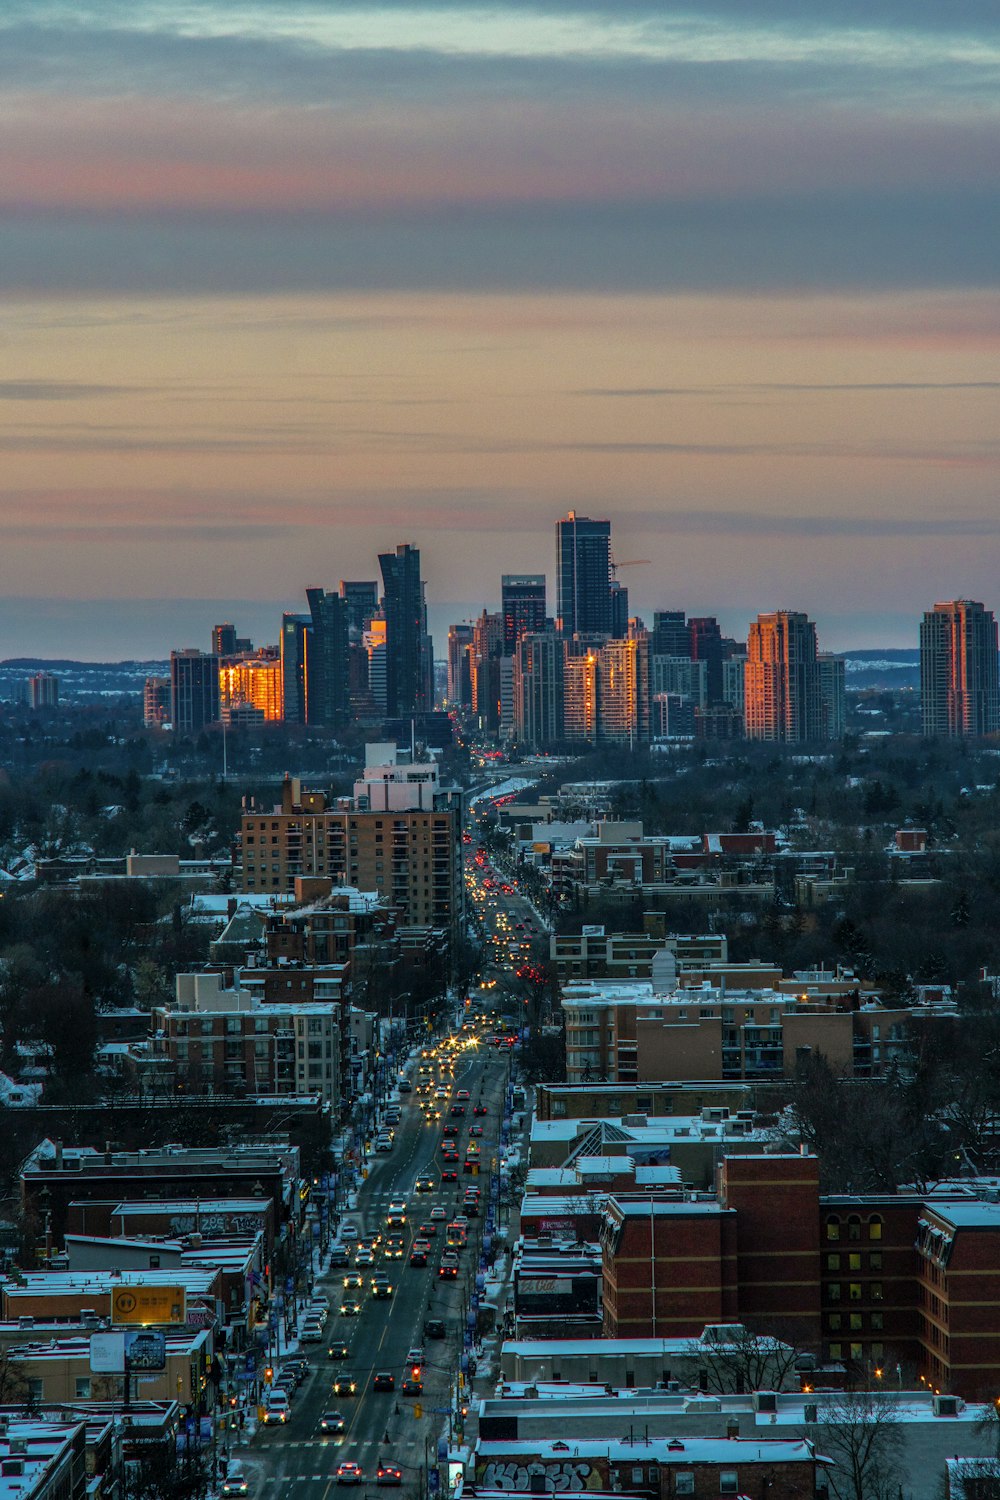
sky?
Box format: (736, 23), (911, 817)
(2, 0), (999, 658)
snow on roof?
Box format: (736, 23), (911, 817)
(474, 1437), (820, 1464)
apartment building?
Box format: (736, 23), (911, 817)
(238, 748), (463, 951)
(560, 977), (949, 1085)
(150, 972), (340, 1111)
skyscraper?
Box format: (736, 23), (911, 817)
(652, 610), (689, 658)
(920, 600), (1000, 738)
(170, 649), (220, 734)
(339, 580), (379, 637)
(212, 622), (237, 657)
(378, 544), (433, 718)
(609, 580), (630, 638)
(744, 611), (824, 742)
(446, 623), (474, 709)
(513, 630), (564, 747)
(305, 587), (350, 725)
(501, 574), (547, 652)
(689, 617), (724, 703)
(556, 512), (612, 636)
(470, 610), (504, 732)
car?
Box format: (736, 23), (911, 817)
(311, 1292), (331, 1311)
(340, 1297), (362, 1316)
(441, 1169), (458, 1183)
(418, 1221), (437, 1237)
(406, 1345), (425, 1365)
(328, 1340), (350, 1360)
(332, 1373), (358, 1397)
(372, 1277), (394, 1299)
(398, 1079), (412, 1093)
(415, 1173), (436, 1193)
(462, 1196), (479, 1214)
(336, 1462), (364, 1485)
(409, 1244), (428, 1267)
(435, 1087), (448, 1099)
(319, 1410), (346, 1435)
(300, 1321), (325, 1343)
(361, 1231), (383, 1250)
(340, 1221), (359, 1240)
(277, 1363), (304, 1390)
(329, 1246), (352, 1269)
(430, 1207), (447, 1222)
(442, 1147), (459, 1162)
(401, 1377), (423, 1396)
(355, 1249), (375, 1268)
(442, 1124), (459, 1138)
(450, 1105), (465, 1118)
(343, 1271), (364, 1290)
(423, 1317), (446, 1339)
(373, 1371), (396, 1392)
(469, 1125), (484, 1137)
(262, 1391), (290, 1424)
(438, 1260), (458, 1279)
(376, 1464), (403, 1486)
(221, 1466), (249, 1497)
(456, 1089), (471, 1101)
(375, 1136), (394, 1153)
(385, 1237), (405, 1259)
(455, 1210), (472, 1223)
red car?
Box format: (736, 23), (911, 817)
(441, 1169), (458, 1183)
(473, 1105), (488, 1116)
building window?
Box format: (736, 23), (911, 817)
(871, 1313), (883, 1332)
(827, 1284), (841, 1302)
(850, 1343), (863, 1361)
(675, 1477), (694, 1497)
(870, 1252), (883, 1271)
(848, 1216), (861, 1241)
(827, 1218), (840, 1241)
(829, 1343), (842, 1360)
(827, 1314), (842, 1331)
(869, 1217), (883, 1241)
(826, 1254), (841, 1271)
(849, 1253), (862, 1271)
(849, 1283), (862, 1301)
(850, 1313), (863, 1331)
(719, 1473), (738, 1496)
(871, 1283), (884, 1301)
(75, 1377), (91, 1398)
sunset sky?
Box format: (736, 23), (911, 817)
(2, 0), (999, 658)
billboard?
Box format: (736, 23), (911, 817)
(90, 1329), (167, 1373)
(111, 1284), (186, 1326)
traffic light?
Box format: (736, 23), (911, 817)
(264, 1365), (273, 1383)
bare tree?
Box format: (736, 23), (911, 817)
(684, 1323), (802, 1394)
(812, 1387), (906, 1500)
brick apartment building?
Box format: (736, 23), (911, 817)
(594, 1149), (1000, 1398)
(237, 752), (463, 953)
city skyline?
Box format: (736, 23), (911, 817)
(2, 1), (998, 657)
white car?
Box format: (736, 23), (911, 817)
(340, 1221), (360, 1240)
(263, 1390), (291, 1424)
(300, 1321), (325, 1343)
(222, 1466), (249, 1496)
(375, 1137), (394, 1153)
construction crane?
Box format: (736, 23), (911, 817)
(610, 557), (651, 578)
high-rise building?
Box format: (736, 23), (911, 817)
(920, 600), (1000, 738)
(339, 580), (379, 637)
(219, 650), (283, 723)
(556, 512), (612, 636)
(280, 614), (311, 725)
(26, 671), (59, 710)
(513, 630), (564, 747)
(651, 610), (689, 658)
(378, 544), (433, 718)
(744, 611), (824, 743)
(170, 649), (220, 734)
(563, 649), (599, 742)
(609, 580), (630, 638)
(817, 653), (846, 739)
(689, 617), (724, 703)
(598, 634), (650, 745)
(501, 574), (547, 652)
(143, 675), (171, 728)
(470, 611), (505, 732)
(212, 622), (237, 657)
(446, 623), (474, 709)
(364, 617), (388, 713)
(305, 587), (350, 725)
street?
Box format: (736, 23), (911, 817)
(244, 1026), (509, 1499)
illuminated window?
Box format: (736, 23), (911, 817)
(827, 1219), (840, 1241)
(869, 1217), (883, 1241)
(827, 1254), (841, 1271)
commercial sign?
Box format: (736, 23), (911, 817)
(517, 1277), (573, 1297)
(111, 1284), (186, 1326)
(90, 1328), (167, 1372)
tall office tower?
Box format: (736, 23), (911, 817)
(305, 587), (349, 725)
(212, 622), (237, 657)
(722, 653), (747, 713)
(689, 617), (725, 703)
(470, 610), (505, 732)
(143, 675), (171, 728)
(563, 648), (599, 742)
(556, 512), (612, 635)
(652, 610), (690, 657)
(447, 623), (475, 709)
(170, 649), (220, 734)
(651, 654), (707, 709)
(280, 614), (311, 725)
(219, 650), (283, 723)
(609, 580), (630, 638)
(378, 543), (433, 717)
(513, 630), (563, 747)
(364, 618), (388, 712)
(920, 600), (1000, 738)
(744, 611), (824, 742)
(501, 574), (547, 652)
(598, 633), (650, 745)
(339, 580), (379, 638)
(818, 654), (846, 739)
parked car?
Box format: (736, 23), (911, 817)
(423, 1317), (446, 1339)
(262, 1390), (290, 1424)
